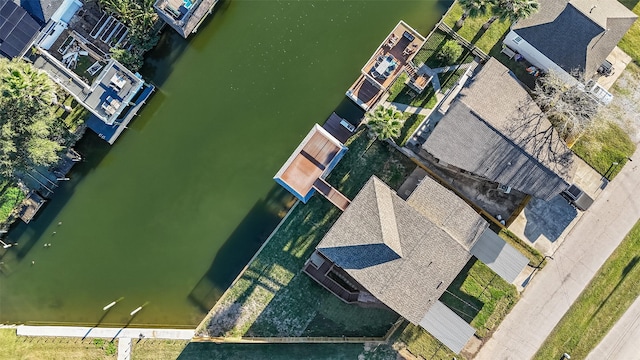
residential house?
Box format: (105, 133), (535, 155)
(346, 21), (429, 111)
(304, 176), (529, 353)
(0, 0), (41, 59)
(28, 0), (155, 143)
(503, 0), (637, 102)
(419, 58), (577, 202)
(154, 0), (219, 38)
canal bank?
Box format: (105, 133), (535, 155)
(0, 0), (449, 327)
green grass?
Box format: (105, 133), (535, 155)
(387, 72), (409, 100)
(398, 323), (458, 360)
(442, 2), (512, 54)
(198, 129), (415, 339)
(175, 342), (394, 360)
(397, 112), (427, 146)
(0, 186), (25, 224)
(534, 220), (640, 360)
(498, 227), (546, 268)
(618, 0), (640, 64)
(396, 259), (518, 359)
(442, 260), (518, 338)
(64, 105), (90, 133)
(390, 84), (437, 110)
(0, 328), (116, 359)
(412, 30), (448, 67)
(572, 121), (636, 179)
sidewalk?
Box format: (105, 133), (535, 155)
(475, 148), (640, 359)
(586, 295), (640, 360)
(16, 325), (194, 360)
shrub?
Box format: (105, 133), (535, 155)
(437, 40), (463, 64)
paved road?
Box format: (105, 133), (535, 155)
(475, 149), (640, 360)
(586, 295), (640, 360)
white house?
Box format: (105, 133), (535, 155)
(503, 0), (637, 102)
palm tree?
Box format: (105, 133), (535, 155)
(483, 0), (539, 29)
(457, 0), (493, 27)
(363, 105), (405, 153)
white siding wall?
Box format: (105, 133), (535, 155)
(504, 30), (579, 86)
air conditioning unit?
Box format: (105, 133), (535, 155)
(498, 184), (512, 194)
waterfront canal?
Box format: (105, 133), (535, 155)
(0, 0), (448, 327)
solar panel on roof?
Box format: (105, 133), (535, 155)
(0, 0), (40, 59)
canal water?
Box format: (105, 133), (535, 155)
(0, 0), (448, 327)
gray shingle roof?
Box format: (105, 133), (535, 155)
(317, 176), (474, 324)
(422, 58), (575, 200)
(513, 0), (637, 76)
(407, 176), (487, 250)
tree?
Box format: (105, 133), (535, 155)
(365, 105), (405, 151)
(532, 70), (600, 145)
(483, 0), (539, 29)
(438, 40), (464, 64)
(457, 0), (492, 27)
(100, 0), (159, 71)
(0, 59), (63, 178)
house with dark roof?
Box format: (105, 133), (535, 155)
(303, 175), (529, 353)
(420, 58), (576, 201)
(503, 0), (637, 85)
(0, 0), (41, 59)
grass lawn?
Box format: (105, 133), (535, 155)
(412, 30), (474, 69)
(442, 259), (518, 339)
(397, 112), (426, 146)
(397, 323), (458, 360)
(0, 186), (25, 225)
(198, 129), (415, 339)
(442, 2), (511, 54)
(0, 328), (117, 360)
(389, 84), (437, 110)
(533, 220), (640, 360)
(619, 0), (640, 64)
(396, 259), (518, 359)
(572, 121), (636, 179)
(175, 342), (395, 360)
(387, 72), (409, 100)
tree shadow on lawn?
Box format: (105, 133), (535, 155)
(246, 271), (399, 337)
(176, 342), (367, 360)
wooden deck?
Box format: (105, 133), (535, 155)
(347, 21), (426, 108)
(313, 178), (351, 211)
(346, 74), (384, 110)
(322, 112), (355, 143)
(18, 192), (46, 224)
(303, 255), (359, 303)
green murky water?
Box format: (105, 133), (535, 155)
(0, 0), (447, 327)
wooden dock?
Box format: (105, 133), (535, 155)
(313, 178), (350, 211)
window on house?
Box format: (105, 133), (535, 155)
(513, 36), (523, 44)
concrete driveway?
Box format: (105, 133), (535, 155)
(473, 147), (640, 360)
(508, 156), (605, 255)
